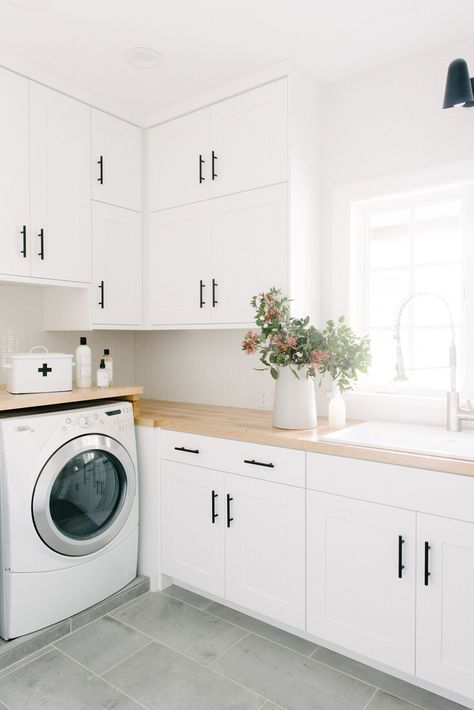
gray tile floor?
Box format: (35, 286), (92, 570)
(0, 584), (468, 710)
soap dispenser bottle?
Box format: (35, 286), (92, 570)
(75, 337), (92, 389)
(103, 348), (113, 386)
(96, 359), (109, 388)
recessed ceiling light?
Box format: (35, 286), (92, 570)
(124, 47), (164, 70)
(6, 0), (52, 9)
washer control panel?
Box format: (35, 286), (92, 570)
(60, 403), (134, 434)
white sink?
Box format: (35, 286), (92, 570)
(321, 420), (474, 461)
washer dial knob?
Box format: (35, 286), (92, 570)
(78, 415), (90, 428)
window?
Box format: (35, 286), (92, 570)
(350, 184), (474, 396)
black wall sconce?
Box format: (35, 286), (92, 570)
(443, 58), (474, 108)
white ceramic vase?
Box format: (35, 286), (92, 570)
(272, 366), (317, 430)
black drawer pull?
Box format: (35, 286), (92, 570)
(398, 535), (405, 579)
(212, 278), (218, 307)
(174, 446), (199, 455)
(211, 150), (218, 180)
(244, 459), (275, 468)
(424, 541), (431, 586)
(20, 225), (27, 258)
(38, 228), (44, 260)
(199, 154), (205, 183)
(98, 155), (104, 184)
(211, 490), (218, 523)
(98, 280), (105, 309)
(199, 279), (205, 308)
(226, 493), (233, 527)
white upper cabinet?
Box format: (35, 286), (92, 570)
(210, 184), (288, 324)
(209, 80), (287, 198)
(0, 69), (29, 278)
(147, 202), (211, 325)
(146, 183), (287, 326)
(92, 203), (142, 326)
(307, 491), (416, 674)
(147, 80), (287, 212)
(148, 109), (210, 212)
(29, 83), (91, 283)
(92, 110), (142, 211)
(416, 514), (474, 700)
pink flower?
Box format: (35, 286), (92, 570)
(264, 306), (281, 323)
(311, 350), (330, 368)
(242, 330), (259, 355)
(285, 335), (297, 350)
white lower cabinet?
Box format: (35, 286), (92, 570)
(161, 460), (225, 597)
(160, 445), (305, 629)
(416, 513), (474, 700)
(225, 474), (305, 629)
(306, 492), (416, 674)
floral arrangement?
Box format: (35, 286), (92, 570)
(242, 288), (371, 392)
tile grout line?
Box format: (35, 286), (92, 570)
(0, 647), (57, 683)
(52, 638), (154, 679)
(50, 645), (150, 710)
(361, 688), (378, 710)
(111, 616), (276, 706)
(207, 630), (250, 666)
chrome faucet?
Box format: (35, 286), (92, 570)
(393, 291), (474, 432)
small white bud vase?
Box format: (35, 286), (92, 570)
(328, 388), (346, 429)
(272, 366), (317, 430)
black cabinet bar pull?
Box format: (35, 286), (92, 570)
(20, 225), (27, 258)
(199, 279), (205, 308)
(226, 494), (233, 528)
(199, 154), (205, 183)
(174, 446), (200, 454)
(98, 280), (105, 309)
(212, 278), (218, 307)
(398, 535), (405, 578)
(37, 228), (44, 260)
(211, 490), (218, 523)
(97, 155), (104, 184)
(244, 459), (275, 469)
(424, 541), (431, 586)
(211, 150), (218, 180)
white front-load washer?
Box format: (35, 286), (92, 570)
(0, 400), (139, 639)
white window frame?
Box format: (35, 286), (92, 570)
(327, 160), (474, 424)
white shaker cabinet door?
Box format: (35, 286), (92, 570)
(210, 183), (288, 324)
(161, 460), (225, 597)
(29, 83), (91, 283)
(92, 203), (142, 325)
(148, 109), (210, 212)
(92, 110), (141, 211)
(307, 492), (416, 674)
(147, 203), (211, 325)
(210, 79), (287, 198)
(224, 473), (305, 630)
(416, 514), (474, 700)
(0, 69), (29, 277)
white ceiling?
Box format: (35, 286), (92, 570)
(1, 0), (474, 125)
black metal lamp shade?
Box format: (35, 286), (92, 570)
(464, 78), (474, 107)
(443, 58), (474, 108)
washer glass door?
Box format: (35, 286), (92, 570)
(33, 434), (136, 556)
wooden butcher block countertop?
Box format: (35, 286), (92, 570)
(0, 384), (143, 413)
(135, 399), (474, 478)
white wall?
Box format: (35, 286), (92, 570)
(135, 329), (275, 409)
(321, 37), (474, 423)
(0, 284), (137, 386)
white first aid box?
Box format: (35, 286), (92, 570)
(5, 350), (74, 394)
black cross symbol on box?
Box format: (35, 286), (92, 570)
(38, 363), (52, 377)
